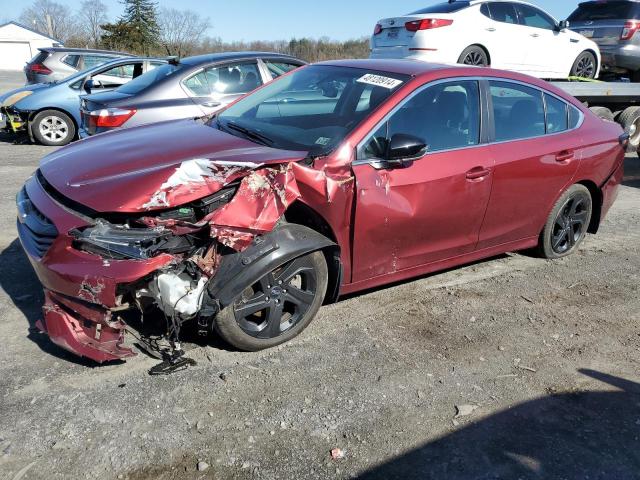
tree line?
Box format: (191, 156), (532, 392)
(17, 0), (370, 62)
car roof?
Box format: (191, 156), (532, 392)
(315, 59), (470, 76)
(39, 47), (135, 56)
(180, 51), (305, 66)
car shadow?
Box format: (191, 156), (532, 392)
(0, 130), (30, 145)
(623, 154), (640, 188)
(0, 238), (106, 366)
(357, 369), (640, 480)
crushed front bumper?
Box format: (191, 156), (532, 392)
(1, 106), (28, 133)
(17, 175), (174, 363)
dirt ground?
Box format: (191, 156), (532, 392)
(1, 71), (639, 479)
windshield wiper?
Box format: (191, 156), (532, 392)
(222, 120), (274, 146)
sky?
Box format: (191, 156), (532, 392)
(4, 0), (576, 42)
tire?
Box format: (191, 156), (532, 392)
(213, 250), (328, 351)
(30, 109), (76, 146)
(538, 184), (593, 259)
(457, 46), (489, 67)
(589, 106), (614, 122)
(570, 51), (597, 79)
(617, 106), (640, 153)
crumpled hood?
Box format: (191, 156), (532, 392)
(39, 118), (308, 213)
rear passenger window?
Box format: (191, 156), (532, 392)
(183, 63), (263, 97)
(487, 2), (519, 24)
(490, 81), (545, 141)
(544, 94), (568, 133)
(361, 80), (481, 158)
(62, 54), (80, 68)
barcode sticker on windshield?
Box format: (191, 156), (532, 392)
(357, 74), (403, 90)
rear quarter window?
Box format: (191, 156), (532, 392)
(62, 54), (80, 68)
(568, 1), (640, 21)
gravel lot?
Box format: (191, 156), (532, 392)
(1, 71), (640, 480)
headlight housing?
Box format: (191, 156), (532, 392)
(72, 220), (195, 260)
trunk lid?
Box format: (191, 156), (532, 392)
(571, 19), (627, 46)
(372, 15), (447, 47)
(80, 91), (135, 135)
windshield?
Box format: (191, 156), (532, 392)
(568, 1), (640, 21)
(116, 63), (178, 94)
(215, 65), (410, 155)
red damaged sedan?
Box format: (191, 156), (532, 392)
(17, 59), (625, 366)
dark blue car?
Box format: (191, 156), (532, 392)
(0, 56), (165, 146)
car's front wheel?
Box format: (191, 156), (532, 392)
(31, 109), (76, 146)
(213, 250), (328, 351)
(570, 51), (597, 79)
(457, 46), (489, 67)
(538, 184), (593, 259)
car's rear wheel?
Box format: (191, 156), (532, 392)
(31, 110), (75, 146)
(538, 184), (593, 259)
(213, 251), (328, 351)
(458, 46), (489, 67)
(570, 51), (597, 79)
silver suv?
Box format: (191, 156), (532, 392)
(24, 48), (134, 85)
(569, 0), (640, 81)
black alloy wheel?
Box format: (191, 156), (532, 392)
(458, 46), (489, 67)
(213, 250), (328, 351)
(571, 52), (597, 79)
(539, 184), (593, 259)
(551, 193), (591, 255)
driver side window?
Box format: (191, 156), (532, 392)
(361, 80), (481, 160)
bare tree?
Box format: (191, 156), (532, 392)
(159, 8), (211, 57)
(19, 0), (80, 43)
(76, 0), (109, 49)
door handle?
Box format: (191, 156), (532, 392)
(555, 150), (574, 162)
(530, 33), (540, 38)
(202, 101), (221, 108)
(486, 27), (496, 32)
(466, 166), (492, 180)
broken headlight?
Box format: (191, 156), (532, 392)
(71, 220), (195, 260)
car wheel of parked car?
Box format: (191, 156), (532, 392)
(570, 52), (597, 79)
(538, 184), (592, 260)
(457, 46), (489, 67)
(589, 106), (615, 122)
(31, 110), (76, 146)
(617, 106), (640, 152)
(214, 250), (328, 351)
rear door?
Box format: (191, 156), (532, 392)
(481, 2), (529, 70)
(477, 80), (581, 249)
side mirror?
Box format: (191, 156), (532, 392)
(558, 20), (570, 31)
(386, 133), (427, 162)
(83, 79), (95, 94)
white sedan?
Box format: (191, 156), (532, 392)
(370, 0), (601, 80)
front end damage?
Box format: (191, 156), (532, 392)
(19, 157), (347, 368)
(1, 105), (28, 135)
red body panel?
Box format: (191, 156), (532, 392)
(18, 60), (625, 362)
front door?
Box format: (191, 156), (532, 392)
(351, 79), (495, 282)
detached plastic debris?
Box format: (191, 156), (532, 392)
(330, 448), (345, 460)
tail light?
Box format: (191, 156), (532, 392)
(28, 63), (52, 75)
(621, 21), (639, 40)
(405, 18), (453, 32)
(87, 108), (136, 128)
(374, 23), (383, 35)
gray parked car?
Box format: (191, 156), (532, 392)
(569, 0), (640, 80)
(80, 52), (306, 137)
(25, 47), (134, 85)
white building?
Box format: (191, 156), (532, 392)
(0, 21), (61, 71)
